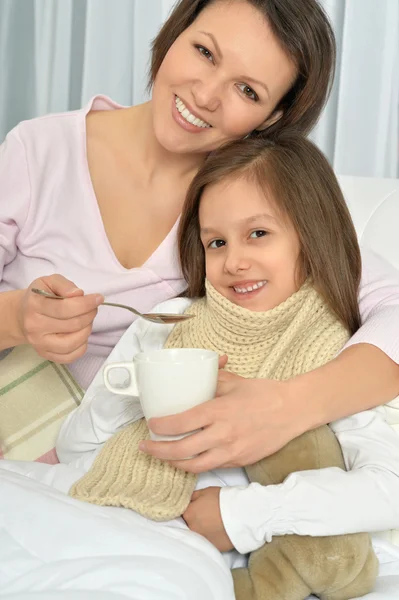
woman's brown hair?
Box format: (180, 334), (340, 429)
(179, 134), (362, 335)
(149, 0), (336, 136)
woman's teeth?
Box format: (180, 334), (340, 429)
(175, 96), (211, 129)
(233, 281), (267, 294)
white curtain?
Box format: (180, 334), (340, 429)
(312, 0), (399, 178)
(0, 0), (176, 139)
(0, 0), (398, 178)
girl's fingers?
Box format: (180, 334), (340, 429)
(218, 354), (228, 369)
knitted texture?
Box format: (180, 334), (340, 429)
(166, 280), (349, 379)
(70, 418), (196, 521)
(70, 281), (349, 521)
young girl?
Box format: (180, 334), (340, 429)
(55, 133), (399, 600)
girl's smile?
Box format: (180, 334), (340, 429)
(229, 279), (268, 302)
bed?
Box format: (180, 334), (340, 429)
(1, 174), (399, 599)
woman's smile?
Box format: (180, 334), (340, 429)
(173, 95), (212, 131)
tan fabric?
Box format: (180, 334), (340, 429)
(0, 345), (83, 462)
(70, 419), (196, 521)
(166, 280), (349, 379)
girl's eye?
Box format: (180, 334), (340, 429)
(195, 45), (214, 63)
(250, 230), (267, 239)
(237, 84), (259, 102)
(208, 239), (225, 249)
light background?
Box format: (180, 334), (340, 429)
(0, 0), (398, 177)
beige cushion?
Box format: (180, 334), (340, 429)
(0, 345), (83, 462)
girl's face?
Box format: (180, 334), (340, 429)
(151, 0), (297, 155)
(199, 175), (303, 311)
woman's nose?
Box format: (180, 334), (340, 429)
(192, 78), (221, 113)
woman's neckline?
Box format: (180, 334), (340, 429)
(80, 95), (181, 273)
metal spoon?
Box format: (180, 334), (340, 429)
(31, 288), (193, 325)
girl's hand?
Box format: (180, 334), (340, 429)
(183, 487), (233, 552)
(140, 370), (303, 473)
(17, 274), (103, 363)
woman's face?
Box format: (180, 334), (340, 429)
(151, 0), (297, 155)
(199, 175), (302, 312)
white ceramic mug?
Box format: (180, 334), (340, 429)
(103, 348), (219, 441)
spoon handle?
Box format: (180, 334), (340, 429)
(31, 288), (64, 299)
(102, 301), (142, 318)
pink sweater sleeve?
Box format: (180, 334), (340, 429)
(344, 246), (399, 363)
(0, 127), (31, 280)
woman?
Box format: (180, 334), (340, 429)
(0, 0), (398, 467)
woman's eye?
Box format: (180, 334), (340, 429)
(250, 230), (267, 239)
(237, 84), (259, 102)
(195, 45), (214, 63)
(209, 239), (225, 249)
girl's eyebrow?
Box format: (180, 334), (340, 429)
(198, 31), (270, 98)
(243, 213), (277, 225)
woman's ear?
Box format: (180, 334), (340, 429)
(256, 109), (283, 132)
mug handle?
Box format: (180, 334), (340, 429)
(103, 362), (139, 396)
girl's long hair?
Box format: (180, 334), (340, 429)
(178, 134), (361, 335)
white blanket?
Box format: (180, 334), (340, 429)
(1, 466), (399, 600)
(0, 469), (235, 599)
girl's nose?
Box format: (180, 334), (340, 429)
(223, 250), (250, 274)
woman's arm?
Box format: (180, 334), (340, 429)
(290, 247), (399, 431)
(219, 410), (399, 553)
(56, 298), (191, 463)
(291, 343), (399, 432)
(0, 289), (25, 348)
(142, 248), (399, 471)
(0, 131), (31, 349)
(0, 129), (101, 360)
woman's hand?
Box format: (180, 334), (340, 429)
(140, 370), (303, 473)
(16, 274), (103, 363)
(183, 487), (233, 552)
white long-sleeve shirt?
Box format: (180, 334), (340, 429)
(57, 295), (399, 555)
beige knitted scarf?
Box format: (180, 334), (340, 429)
(70, 281), (349, 520)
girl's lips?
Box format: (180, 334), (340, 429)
(229, 282), (267, 303)
(231, 280), (266, 289)
(171, 96), (210, 134)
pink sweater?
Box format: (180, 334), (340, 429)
(0, 96), (186, 389)
(1, 95), (399, 389)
